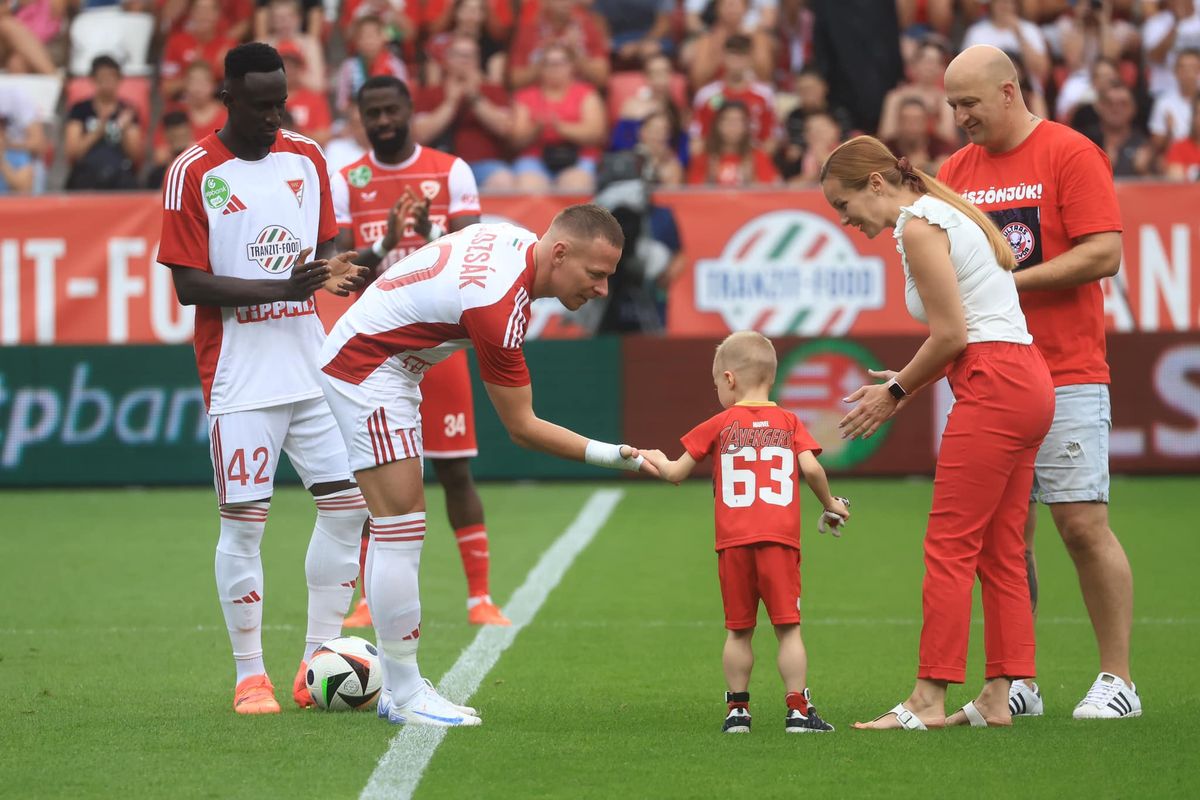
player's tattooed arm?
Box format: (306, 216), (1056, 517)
(168, 246), (330, 306)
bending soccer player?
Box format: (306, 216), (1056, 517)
(158, 42), (371, 714)
(331, 75), (509, 628)
(641, 332), (848, 734)
(318, 204), (657, 727)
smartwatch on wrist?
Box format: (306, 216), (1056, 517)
(886, 377), (908, 401)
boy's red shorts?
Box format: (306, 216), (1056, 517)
(717, 542), (802, 630)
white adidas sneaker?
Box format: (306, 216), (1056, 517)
(1008, 680), (1044, 717)
(388, 684), (482, 727)
(1073, 672), (1141, 720)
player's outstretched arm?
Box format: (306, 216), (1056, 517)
(168, 247), (330, 307)
(484, 381), (658, 477)
(640, 449), (697, 485)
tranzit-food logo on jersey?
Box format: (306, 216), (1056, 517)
(694, 210), (885, 336)
(246, 225), (302, 274)
(771, 340), (889, 469)
(204, 176), (231, 209)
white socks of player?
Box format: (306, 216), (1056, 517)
(368, 513), (427, 703)
(304, 488), (370, 661)
(215, 502), (270, 683)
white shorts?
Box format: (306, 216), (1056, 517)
(207, 396), (353, 506)
(1030, 384), (1111, 505)
(320, 366), (424, 473)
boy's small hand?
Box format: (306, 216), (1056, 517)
(819, 496), (851, 537)
(638, 449), (677, 483)
(619, 445), (661, 478)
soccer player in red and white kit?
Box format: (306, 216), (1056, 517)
(939, 46), (1139, 720)
(159, 43), (371, 715)
(642, 332), (847, 734)
(318, 205), (658, 727)
(330, 75), (511, 628)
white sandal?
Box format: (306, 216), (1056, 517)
(866, 703), (928, 731)
(960, 701), (990, 727)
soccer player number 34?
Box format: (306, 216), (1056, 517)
(720, 447), (794, 508)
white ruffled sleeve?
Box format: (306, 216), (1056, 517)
(892, 196), (962, 262)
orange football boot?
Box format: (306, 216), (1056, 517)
(343, 599), (373, 628)
(467, 600), (512, 626)
(293, 662), (314, 708)
(233, 674), (281, 715)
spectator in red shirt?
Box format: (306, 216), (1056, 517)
(279, 41), (332, 145)
(510, 42), (607, 193)
(414, 35), (516, 190)
(158, 0), (253, 42)
(508, 0), (610, 90)
(161, 0), (239, 99)
(681, 0), (774, 90)
(154, 60), (226, 166)
(337, 0), (418, 60)
(687, 100), (780, 187)
(425, 0), (508, 86)
(335, 14), (409, 114)
(877, 39), (958, 146)
(258, 0), (325, 91)
(423, 0), (512, 42)
(884, 97), (956, 175)
(690, 34), (778, 157)
(144, 109), (193, 189)
(1166, 94), (1200, 179)
(253, 0), (321, 40)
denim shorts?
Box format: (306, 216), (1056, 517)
(1030, 384), (1111, 504)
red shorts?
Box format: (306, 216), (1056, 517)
(419, 350), (478, 459)
(717, 543), (801, 630)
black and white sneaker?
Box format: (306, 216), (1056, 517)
(1008, 680), (1044, 717)
(1073, 672), (1141, 719)
(785, 689), (835, 733)
(723, 691), (751, 733)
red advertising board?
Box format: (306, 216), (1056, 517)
(622, 333), (1200, 475)
(0, 184), (1197, 344)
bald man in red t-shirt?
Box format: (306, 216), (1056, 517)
(939, 45), (1139, 721)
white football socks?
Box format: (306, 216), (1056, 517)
(303, 488), (369, 661)
(368, 512), (427, 703)
(215, 502), (270, 683)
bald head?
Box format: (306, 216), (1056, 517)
(944, 45), (1034, 152)
(946, 45), (1018, 89)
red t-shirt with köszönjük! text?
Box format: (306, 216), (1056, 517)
(937, 120), (1122, 386)
(681, 401), (821, 552)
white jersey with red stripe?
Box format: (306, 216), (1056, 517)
(330, 145), (481, 266)
(158, 129), (340, 414)
(320, 222), (536, 389)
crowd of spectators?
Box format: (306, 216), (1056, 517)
(0, 0), (1199, 197)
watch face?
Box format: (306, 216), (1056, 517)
(888, 380), (907, 400)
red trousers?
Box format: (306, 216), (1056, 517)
(918, 342), (1054, 684)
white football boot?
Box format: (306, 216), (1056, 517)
(377, 684), (477, 720)
(1073, 672), (1142, 719)
(1008, 679), (1044, 717)
(388, 683), (482, 727)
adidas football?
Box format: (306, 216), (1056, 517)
(305, 636), (382, 711)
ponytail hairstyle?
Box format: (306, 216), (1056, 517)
(820, 135), (1017, 271)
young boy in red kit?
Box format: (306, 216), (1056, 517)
(643, 331), (849, 734)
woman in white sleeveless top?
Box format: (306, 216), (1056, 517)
(820, 136), (1055, 730)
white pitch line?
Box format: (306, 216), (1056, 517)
(360, 488), (625, 800)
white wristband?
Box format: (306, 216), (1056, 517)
(584, 440), (644, 472)
(372, 238), (389, 259)
(426, 222), (446, 241)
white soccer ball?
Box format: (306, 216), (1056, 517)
(305, 636), (383, 711)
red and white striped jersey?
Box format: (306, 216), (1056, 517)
(330, 145), (481, 267)
(159, 129), (339, 414)
(320, 222), (536, 389)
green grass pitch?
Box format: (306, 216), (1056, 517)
(2, 477), (1197, 798)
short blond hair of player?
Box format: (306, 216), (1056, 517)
(642, 331), (850, 734)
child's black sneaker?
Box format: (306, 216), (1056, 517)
(723, 691), (751, 734)
(785, 688), (834, 733)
